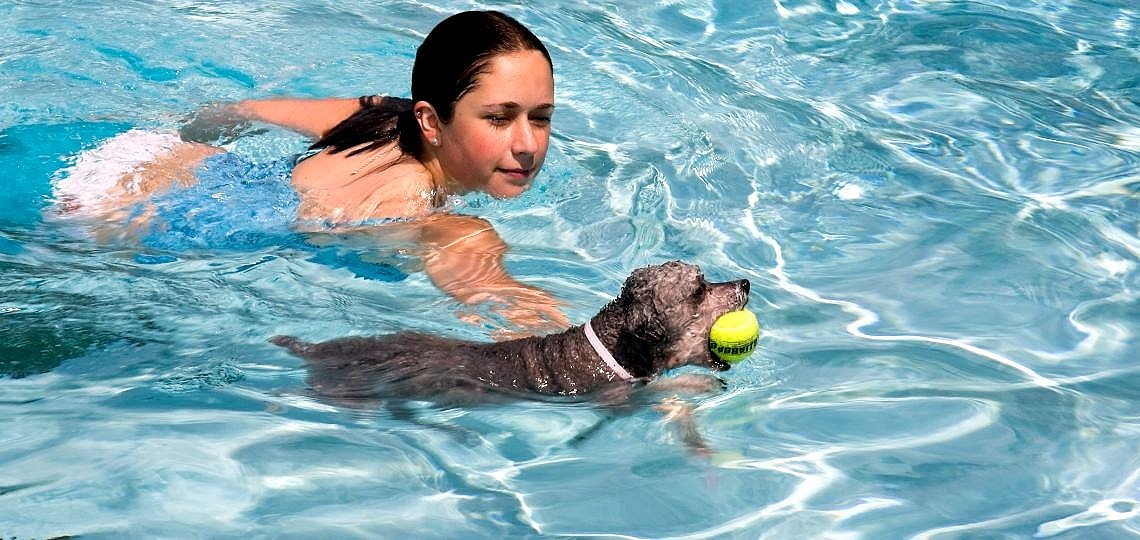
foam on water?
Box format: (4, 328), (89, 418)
(2, 0), (1139, 538)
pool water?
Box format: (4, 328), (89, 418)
(2, 1), (1139, 537)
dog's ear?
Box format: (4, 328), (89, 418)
(621, 261), (703, 310)
(620, 265), (660, 298)
(612, 323), (667, 377)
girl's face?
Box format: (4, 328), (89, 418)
(435, 50), (554, 199)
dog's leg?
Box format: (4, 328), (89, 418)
(568, 403), (711, 455)
(570, 377), (723, 452)
(567, 413), (614, 448)
(645, 373), (726, 394)
(655, 397), (711, 456)
(567, 382), (645, 448)
(383, 400), (491, 447)
(646, 376), (724, 456)
(571, 397), (713, 455)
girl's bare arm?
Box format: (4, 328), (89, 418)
(416, 214), (570, 337)
(180, 97), (366, 142)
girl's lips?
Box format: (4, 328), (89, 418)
(499, 168), (532, 182)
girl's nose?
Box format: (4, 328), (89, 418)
(512, 120), (538, 157)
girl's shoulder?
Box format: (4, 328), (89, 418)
(291, 146), (437, 223)
(292, 143), (412, 186)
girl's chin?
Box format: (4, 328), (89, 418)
(488, 173), (535, 196)
(488, 183), (530, 199)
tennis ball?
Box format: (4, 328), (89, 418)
(709, 310), (760, 363)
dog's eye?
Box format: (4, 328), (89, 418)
(692, 281), (706, 298)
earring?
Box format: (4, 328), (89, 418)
(431, 138), (439, 146)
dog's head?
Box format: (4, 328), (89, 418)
(602, 261), (750, 375)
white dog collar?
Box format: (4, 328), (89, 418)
(584, 320), (632, 380)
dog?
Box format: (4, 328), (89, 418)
(272, 261), (750, 449)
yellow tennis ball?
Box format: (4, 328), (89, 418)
(709, 310), (760, 363)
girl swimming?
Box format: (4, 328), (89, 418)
(53, 10), (568, 335)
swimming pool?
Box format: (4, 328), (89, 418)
(2, 0), (1138, 537)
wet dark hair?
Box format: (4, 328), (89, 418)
(311, 10), (552, 158)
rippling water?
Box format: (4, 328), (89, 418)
(2, 1), (1138, 538)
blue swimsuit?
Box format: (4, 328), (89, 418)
(136, 152), (406, 281)
(140, 153), (301, 251)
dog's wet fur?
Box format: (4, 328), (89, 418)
(272, 261), (750, 408)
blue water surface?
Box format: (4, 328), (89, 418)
(1, 1), (1138, 538)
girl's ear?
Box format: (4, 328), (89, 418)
(413, 101), (441, 146)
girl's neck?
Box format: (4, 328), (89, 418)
(418, 148), (467, 200)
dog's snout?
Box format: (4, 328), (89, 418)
(736, 279), (751, 306)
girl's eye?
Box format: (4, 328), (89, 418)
(530, 115), (552, 126)
(488, 115), (510, 126)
